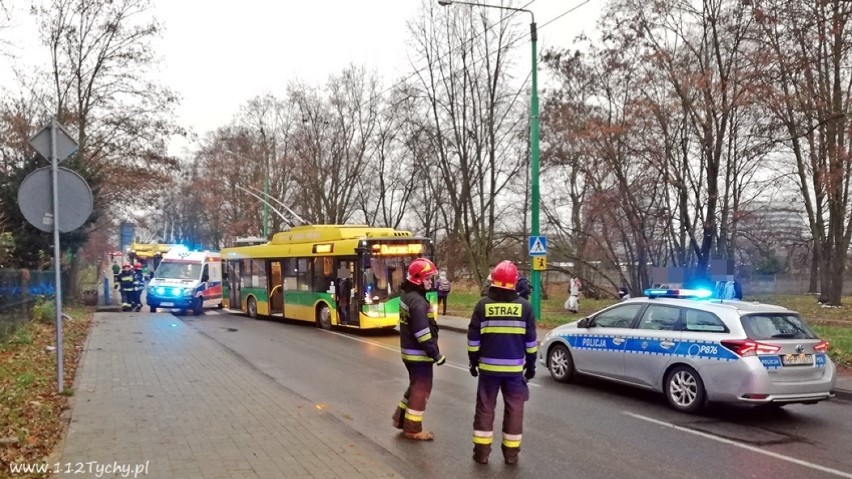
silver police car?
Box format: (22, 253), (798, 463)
(539, 288), (837, 413)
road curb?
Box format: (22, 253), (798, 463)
(833, 388), (852, 402)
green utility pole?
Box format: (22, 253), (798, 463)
(529, 21), (542, 322)
(438, 0), (542, 320)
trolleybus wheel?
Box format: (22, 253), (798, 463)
(317, 304), (332, 330)
(247, 297), (258, 319)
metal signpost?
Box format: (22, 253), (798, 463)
(21, 118), (90, 393)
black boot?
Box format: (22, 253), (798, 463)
(502, 444), (520, 465)
(391, 406), (404, 430)
(473, 444), (490, 464)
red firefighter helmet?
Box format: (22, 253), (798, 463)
(134, 262), (142, 269)
(407, 258), (438, 285)
(491, 260), (518, 290)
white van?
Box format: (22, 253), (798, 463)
(145, 250), (222, 315)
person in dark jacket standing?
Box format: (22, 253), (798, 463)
(115, 264), (136, 311)
(392, 258), (446, 440)
(468, 260), (537, 465)
(515, 274), (531, 300)
(132, 262), (145, 312)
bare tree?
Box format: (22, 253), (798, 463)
(289, 66), (382, 224)
(752, 0), (852, 304)
(601, 0), (764, 284)
(407, 2), (527, 283)
(37, 0), (180, 207)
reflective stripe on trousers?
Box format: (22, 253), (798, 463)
(396, 362), (433, 434)
(472, 374), (529, 455)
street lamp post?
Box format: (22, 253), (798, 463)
(438, 0), (542, 321)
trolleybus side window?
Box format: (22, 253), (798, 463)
(313, 257), (333, 291)
(250, 259), (267, 289)
(239, 259), (251, 288)
(297, 258), (310, 291)
(283, 258), (297, 291)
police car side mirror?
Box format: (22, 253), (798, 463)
(578, 317), (591, 328)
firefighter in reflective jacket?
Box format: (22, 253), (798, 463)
(392, 257), (446, 441)
(132, 262), (145, 312)
(467, 260), (537, 465)
(115, 264), (136, 311)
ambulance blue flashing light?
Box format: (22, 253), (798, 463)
(644, 288), (714, 299)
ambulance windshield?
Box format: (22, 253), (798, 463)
(155, 261), (202, 280)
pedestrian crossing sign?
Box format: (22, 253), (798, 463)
(528, 236), (547, 256)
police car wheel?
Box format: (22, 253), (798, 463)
(149, 306), (157, 313)
(665, 365), (706, 413)
(247, 297), (258, 319)
(547, 344), (576, 383)
(317, 304), (332, 330)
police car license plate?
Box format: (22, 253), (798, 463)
(781, 353), (814, 366)
(160, 302), (174, 307)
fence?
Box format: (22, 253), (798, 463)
(0, 269), (69, 341)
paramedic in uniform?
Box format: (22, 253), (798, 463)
(467, 260), (537, 465)
(392, 258), (446, 440)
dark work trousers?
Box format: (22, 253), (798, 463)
(392, 362), (434, 433)
(437, 295), (448, 315)
(472, 374), (530, 460)
(338, 301), (350, 324)
(120, 289), (134, 308)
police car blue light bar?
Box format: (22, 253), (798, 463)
(644, 288), (714, 299)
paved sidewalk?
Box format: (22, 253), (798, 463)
(437, 313), (852, 402)
(58, 312), (403, 479)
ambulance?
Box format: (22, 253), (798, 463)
(145, 249), (222, 315)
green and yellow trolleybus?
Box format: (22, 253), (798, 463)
(220, 224), (436, 330)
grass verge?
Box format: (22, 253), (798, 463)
(0, 305), (93, 478)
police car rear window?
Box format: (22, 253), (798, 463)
(740, 314), (817, 340)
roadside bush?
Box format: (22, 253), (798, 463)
(29, 296), (55, 324)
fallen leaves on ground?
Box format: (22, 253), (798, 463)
(0, 306), (93, 478)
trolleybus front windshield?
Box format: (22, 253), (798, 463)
(363, 256), (412, 303)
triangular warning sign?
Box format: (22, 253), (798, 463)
(530, 238), (546, 254)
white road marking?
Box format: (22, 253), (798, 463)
(624, 411), (852, 478)
(321, 329), (541, 387)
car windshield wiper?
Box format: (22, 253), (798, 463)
(770, 332), (797, 338)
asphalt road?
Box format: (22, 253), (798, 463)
(179, 310), (852, 479)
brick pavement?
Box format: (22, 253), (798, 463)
(57, 312), (403, 479)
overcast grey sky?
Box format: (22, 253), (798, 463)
(0, 0), (603, 157)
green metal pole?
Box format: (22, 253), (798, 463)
(529, 22), (542, 322)
(263, 178), (269, 238)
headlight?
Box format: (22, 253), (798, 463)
(155, 287), (166, 296)
(182, 288), (194, 297)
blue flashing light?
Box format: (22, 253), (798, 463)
(155, 287), (166, 296)
(171, 287), (182, 296)
(692, 288), (713, 299)
(644, 288), (714, 299)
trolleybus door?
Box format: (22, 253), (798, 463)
(228, 261), (241, 309)
(336, 260), (356, 326)
(269, 260), (284, 317)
